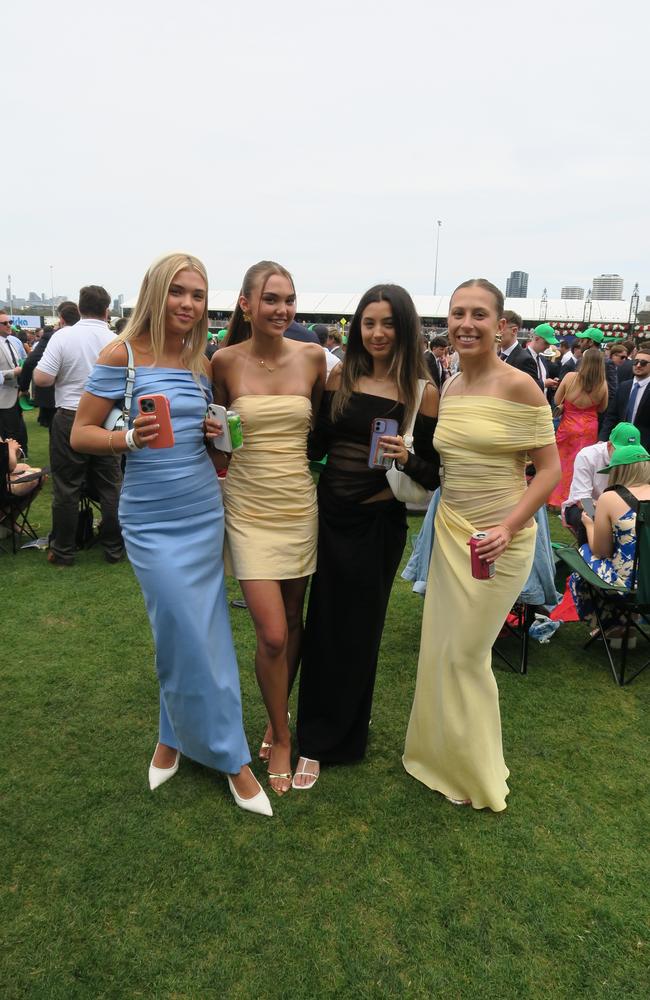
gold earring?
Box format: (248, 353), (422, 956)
(243, 311), (251, 323)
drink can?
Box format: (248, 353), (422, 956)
(469, 532), (495, 580)
(227, 411), (243, 450)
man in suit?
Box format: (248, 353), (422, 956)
(0, 312), (28, 452)
(600, 341), (650, 451)
(610, 342), (633, 382)
(424, 335), (450, 391)
(557, 336), (578, 382)
(526, 323), (559, 394)
(499, 310), (539, 383)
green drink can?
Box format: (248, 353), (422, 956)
(227, 411), (243, 450)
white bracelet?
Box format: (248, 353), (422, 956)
(125, 428), (143, 451)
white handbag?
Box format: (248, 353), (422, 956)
(385, 380), (431, 504)
(102, 342), (136, 431)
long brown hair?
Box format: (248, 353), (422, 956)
(331, 284), (428, 432)
(226, 260), (295, 346)
(576, 347), (606, 396)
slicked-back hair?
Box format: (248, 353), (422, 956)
(226, 261), (295, 346)
(78, 285), (111, 318)
(503, 309), (522, 327)
(451, 278), (505, 319)
(331, 283), (428, 433)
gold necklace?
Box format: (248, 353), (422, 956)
(256, 358), (276, 373)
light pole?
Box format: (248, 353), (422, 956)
(50, 265), (56, 319)
(628, 282), (640, 341)
(433, 220), (442, 296)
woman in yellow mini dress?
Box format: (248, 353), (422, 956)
(211, 261), (325, 796)
(403, 279), (560, 811)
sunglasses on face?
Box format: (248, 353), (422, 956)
(633, 360), (650, 368)
(0, 321), (11, 327)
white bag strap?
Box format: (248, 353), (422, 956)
(404, 379), (427, 442)
(123, 342), (136, 421)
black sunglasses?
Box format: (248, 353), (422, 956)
(633, 360), (650, 367)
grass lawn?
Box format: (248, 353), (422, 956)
(2, 413), (649, 999)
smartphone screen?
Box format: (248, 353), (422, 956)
(581, 497), (595, 518)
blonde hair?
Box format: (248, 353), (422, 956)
(609, 461), (650, 487)
(117, 252), (209, 377)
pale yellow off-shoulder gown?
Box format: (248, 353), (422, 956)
(222, 395), (317, 580)
(403, 396), (555, 811)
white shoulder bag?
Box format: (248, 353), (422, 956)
(385, 379), (431, 504)
(103, 342), (136, 431)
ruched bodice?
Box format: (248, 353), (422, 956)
(86, 366), (216, 523)
(435, 396), (555, 530)
(221, 394), (318, 580)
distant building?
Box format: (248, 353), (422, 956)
(592, 274), (624, 300)
(561, 286), (585, 300)
(505, 271), (528, 298)
(28, 291), (43, 303)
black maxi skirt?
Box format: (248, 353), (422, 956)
(297, 486), (408, 764)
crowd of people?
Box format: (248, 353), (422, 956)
(2, 255), (647, 818)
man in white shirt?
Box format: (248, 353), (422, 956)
(563, 422), (640, 541)
(312, 323), (340, 374)
(0, 313), (29, 452)
(34, 285), (124, 566)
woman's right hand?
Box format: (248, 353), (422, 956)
(132, 413), (160, 448)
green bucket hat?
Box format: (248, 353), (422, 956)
(533, 323), (558, 346)
(598, 443), (650, 474)
(576, 326), (604, 344)
(609, 422), (641, 449)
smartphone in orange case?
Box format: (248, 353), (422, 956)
(138, 394), (174, 449)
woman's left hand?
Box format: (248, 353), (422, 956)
(379, 434), (409, 466)
(581, 511), (594, 527)
(472, 523), (514, 563)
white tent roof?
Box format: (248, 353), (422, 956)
(123, 291), (632, 324)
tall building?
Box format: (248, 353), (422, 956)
(561, 286), (585, 300)
(505, 271), (528, 298)
(592, 274), (624, 300)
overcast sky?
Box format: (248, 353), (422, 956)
(4, 0), (649, 306)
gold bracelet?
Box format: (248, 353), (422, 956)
(108, 432), (117, 456)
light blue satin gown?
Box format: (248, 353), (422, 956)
(86, 364), (251, 774)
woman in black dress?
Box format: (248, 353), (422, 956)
(294, 284), (440, 789)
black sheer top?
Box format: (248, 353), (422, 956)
(308, 391), (440, 504)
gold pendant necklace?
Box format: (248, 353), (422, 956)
(257, 358), (276, 373)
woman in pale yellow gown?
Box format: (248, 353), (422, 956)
(211, 261), (326, 797)
(403, 279), (560, 811)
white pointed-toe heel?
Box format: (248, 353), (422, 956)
(148, 749), (180, 790)
(227, 773), (273, 817)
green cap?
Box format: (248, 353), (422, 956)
(576, 327), (604, 344)
(609, 422), (641, 449)
(533, 323), (558, 345)
(18, 396), (36, 411)
(598, 443), (650, 474)
(217, 329), (227, 341)
(342, 334), (348, 345)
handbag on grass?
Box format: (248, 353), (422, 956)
(103, 342), (136, 431)
(385, 379), (430, 504)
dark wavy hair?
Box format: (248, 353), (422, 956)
(331, 283), (428, 432)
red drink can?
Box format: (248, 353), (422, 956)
(469, 532), (495, 579)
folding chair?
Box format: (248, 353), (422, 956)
(555, 501), (650, 686)
(493, 601), (535, 675)
(0, 442), (43, 554)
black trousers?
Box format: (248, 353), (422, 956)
(297, 489), (407, 764)
(49, 408), (124, 563)
(0, 400), (28, 455)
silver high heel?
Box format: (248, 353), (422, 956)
(227, 772), (273, 817)
(148, 749), (180, 790)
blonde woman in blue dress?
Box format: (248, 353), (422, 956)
(403, 279), (560, 811)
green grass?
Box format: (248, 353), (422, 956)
(2, 414), (649, 999)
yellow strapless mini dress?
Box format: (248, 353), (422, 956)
(221, 395), (318, 580)
(403, 397), (555, 811)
